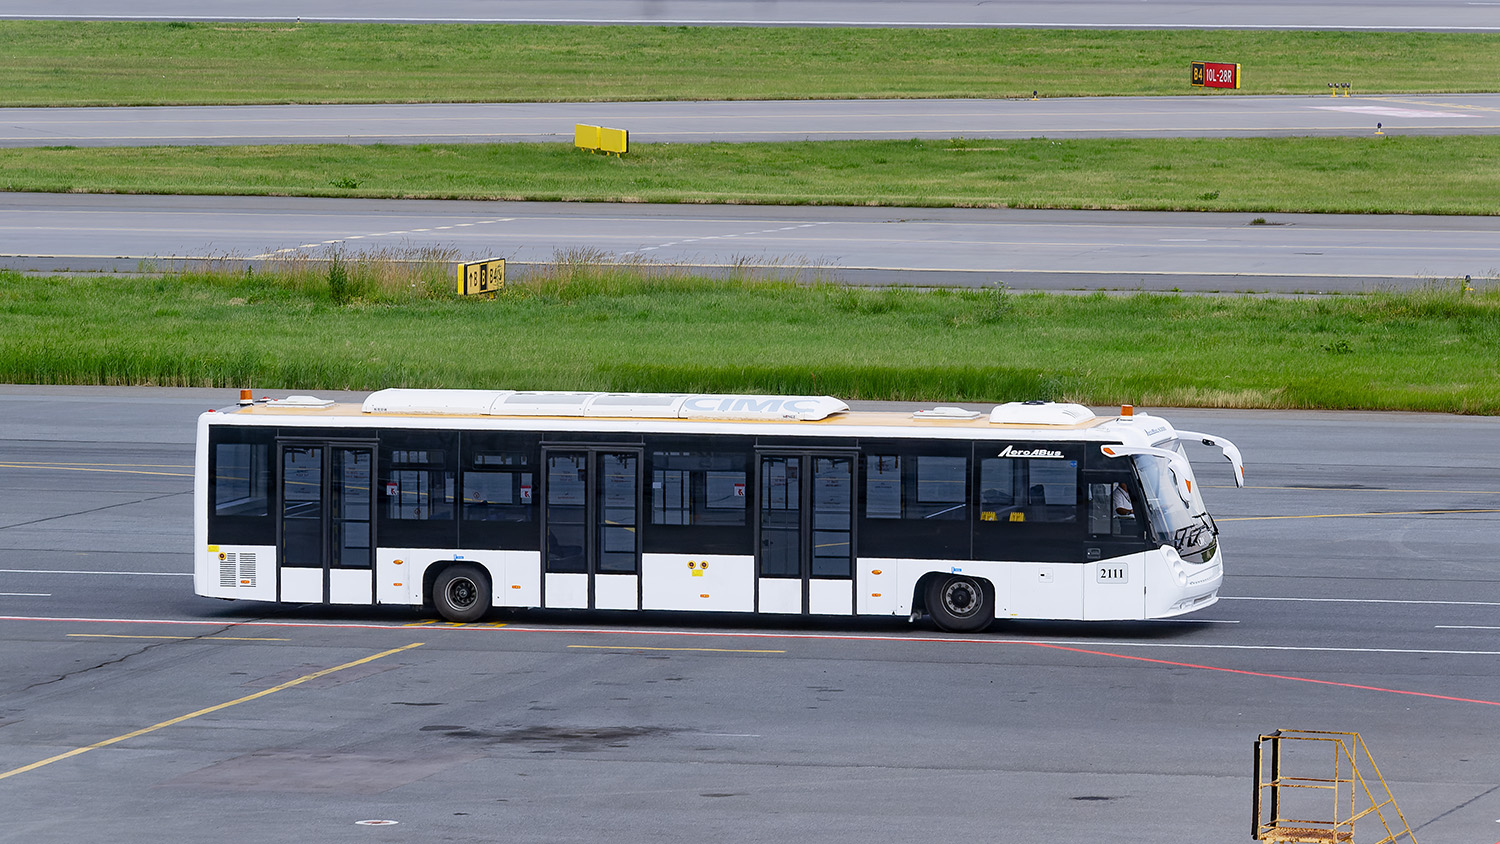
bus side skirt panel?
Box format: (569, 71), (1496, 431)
(642, 553), (754, 612)
(808, 579), (853, 615)
(379, 550), (538, 608)
(198, 544), (276, 603)
(545, 573), (589, 609)
(757, 578), (801, 614)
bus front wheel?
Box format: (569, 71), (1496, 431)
(926, 575), (994, 633)
(433, 563), (491, 623)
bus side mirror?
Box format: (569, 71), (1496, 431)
(1174, 429), (1245, 488)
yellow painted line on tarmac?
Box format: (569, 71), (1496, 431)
(568, 644), (785, 654)
(0, 463), (192, 478)
(1221, 508), (1500, 522)
(67, 633), (288, 641)
(0, 642), (423, 783)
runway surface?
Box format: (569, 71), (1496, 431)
(6, 0), (1500, 30)
(5, 194), (1498, 291)
(0, 385), (1497, 843)
(5, 94), (1499, 148)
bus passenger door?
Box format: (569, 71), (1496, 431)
(1082, 473), (1149, 620)
(278, 441), (375, 605)
(756, 452), (856, 616)
(542, 448), (642, 610)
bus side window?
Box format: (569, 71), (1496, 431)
(864, 454), (966, 520)
(382, 441), (456, 522)
(463, 451), (535, 523)
(214, 442), (269, 517)
(1088, 481), (1141, 537)
(979, 456), (1077, 523)
(1088, 483), (1112, 534)
(650, 450), (748, 527)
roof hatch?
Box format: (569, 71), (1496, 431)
(361, 389), (848, 421)
(989, 401), (1096, 426)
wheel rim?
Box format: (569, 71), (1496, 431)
(446, 577), (478, 610)
(942, 579), (981, 618)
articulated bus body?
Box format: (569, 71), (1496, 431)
(194, 390), (1244, 632)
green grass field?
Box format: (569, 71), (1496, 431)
(5, 21), (1497, 409)
(1, 22), (1495, 106)
(5, 135), (1499, 214)
(2, 265), (1496, 412)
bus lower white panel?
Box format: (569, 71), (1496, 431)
(378, 550), (527, 608)
(893, 559), (966, 617)
(498, 551), (542, 608)
(594, 574), (639, 610)
(641, 554), (754, 612)
(1144, 549), (1225, 618)
(758, 578), (801, 614)
(1000, 563), (1083, 620)
(376, 549), (440, 606)
(545, 573), (588, 609)
(280, 567), (323, 604)
(1083, 553), (1149, 620)
(808, 579), (852, 616)
(856, 560), (898, 615)
(199, 544), (276, 602)
(328, 569), (373, 605)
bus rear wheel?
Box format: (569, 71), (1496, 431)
(926, 575), (994, 633)
(434, 563), (491, 623)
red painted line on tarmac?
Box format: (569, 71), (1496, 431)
(1027, 641), (1500, 707)
(5, 614), (1498, 708)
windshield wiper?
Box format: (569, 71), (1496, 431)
(1173, 523), (1212, 550)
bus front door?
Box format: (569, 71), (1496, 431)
(542, 448), (642, 611)
(756, 452), (856, 616)
(277, 441), (374, 605)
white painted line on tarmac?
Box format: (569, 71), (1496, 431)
(0, 569), (190, 577)
(1436, 626), (1500, 630)
(0, 593), (49, 597)
(1311, 106), (1478, 118)
(1224, 596), (1500, 607)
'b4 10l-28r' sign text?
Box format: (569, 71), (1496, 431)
(1191, 61), (1240, 89)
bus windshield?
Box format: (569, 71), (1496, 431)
(1134, 454), (1217, 562)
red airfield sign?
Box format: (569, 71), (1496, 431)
(1191, 61), (1241, 89)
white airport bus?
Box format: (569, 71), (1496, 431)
(195, 389), (1244, 632)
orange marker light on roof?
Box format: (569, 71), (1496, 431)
(1120, 404), (1134, 417)
(238, 389), (254, 406)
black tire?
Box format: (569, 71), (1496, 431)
(433, 563), (491, 623)
(926, 574), (994, 633)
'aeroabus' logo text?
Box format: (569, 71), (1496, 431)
(997, 445), (1064, 459)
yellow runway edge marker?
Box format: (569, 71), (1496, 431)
(0, 642), (424, 782)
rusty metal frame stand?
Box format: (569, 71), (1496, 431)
(1253, 730), (1416, 844)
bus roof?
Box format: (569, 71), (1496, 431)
(209, 389), (1174, 441)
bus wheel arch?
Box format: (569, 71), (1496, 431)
(432, 562), (492, 623)
(923, 573), (995, 633)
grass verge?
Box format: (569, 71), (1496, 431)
(2, 22), (1497, 106)
(5, 135), (1500, 214)
(2, 261), (1496, 413)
